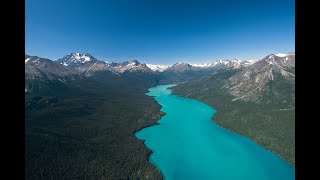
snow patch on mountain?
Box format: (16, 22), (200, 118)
(192, 59), (255, 68)
(146, 64), (170, 72)
(110, 60), (153, 73)
(69, 52), (93, 62)
(56, 53), (99, 69)
(275, 53), (289, 57)
(192, 62), (215, 68)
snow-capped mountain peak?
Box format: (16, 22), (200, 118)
(25, 55), (41, 64)
(191, 59), (256, 69)
(109, 60), (153, 73)
(275, 53), (289, 57)
(146, 64), (170, 72)
(68, 52), (95, 62)
(262, 52), (295, 69)
(57, 53), (99, 68)
(192, 62), (214, 68)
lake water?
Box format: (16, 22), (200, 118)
(135, 84), (295, 180)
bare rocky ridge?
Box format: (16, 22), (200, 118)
(78, 61), (118, 76)
(110, 60), (154, 74)
(192, 59), (255, 70)
(227, 53), (295, 103)
(164, 62), (195, 72)
(25, 55), (78, 80)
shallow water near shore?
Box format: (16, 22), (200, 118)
(135, 84), (294, 180)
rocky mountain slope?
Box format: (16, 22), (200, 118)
(25, 54), (78, 79)
(25, 53), (160, 93)
(110, 60), (154, 74)
(227, 53), (295, 103)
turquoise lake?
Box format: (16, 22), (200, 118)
(135, 84), (295, 180)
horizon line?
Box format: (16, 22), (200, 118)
(25, 51), (295, 65)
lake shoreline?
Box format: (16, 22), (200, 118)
(136, 84), (294, 180)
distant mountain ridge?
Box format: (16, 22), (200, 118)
(110, 60), (154, 74)
(27, 52), (262, 77)
(192, 59), (255, 69)
(51, 52), (260, 74)
(25, 54), (78, 79)
(146, 64), (170, 72)
(25, 52), (294, 92)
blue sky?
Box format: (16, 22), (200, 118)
(26, 0), (294, 64)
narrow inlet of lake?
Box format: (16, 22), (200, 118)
(135, 84), (295, 180)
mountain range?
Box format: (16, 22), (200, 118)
(26, 52), (257, 77)
(25, 52), (295, 179)
(25, 52), (258, 91)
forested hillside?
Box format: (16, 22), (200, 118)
(25, 74), (163, 179)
